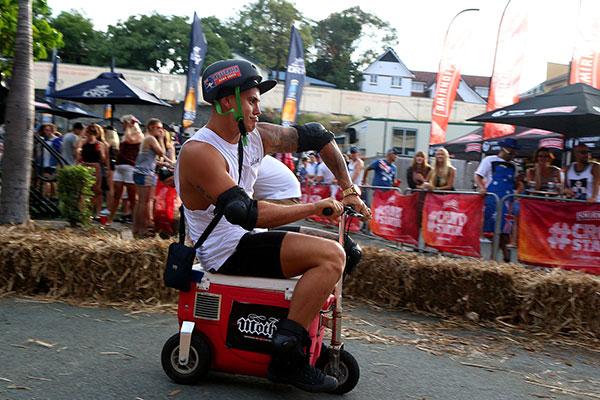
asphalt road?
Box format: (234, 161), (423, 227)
(1, 296), (598, 400)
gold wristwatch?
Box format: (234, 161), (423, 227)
(342, 184), (361, 198)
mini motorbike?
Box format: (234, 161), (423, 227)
(161, 207), (362, 394)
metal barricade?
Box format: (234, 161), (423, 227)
(405, 188), (500, 259)
(492, 193), (588, 261)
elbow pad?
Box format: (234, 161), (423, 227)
(215, 186), (258, 231)
(294, 122), (334, 153)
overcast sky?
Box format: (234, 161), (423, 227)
(47, 0), (581, 92)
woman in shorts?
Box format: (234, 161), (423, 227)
(106, 115), (144, 225)
(132, 118), (165, 237)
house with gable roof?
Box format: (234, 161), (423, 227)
(361, 48), (489, 104)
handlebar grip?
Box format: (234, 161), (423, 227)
(323, 207), (333, 216)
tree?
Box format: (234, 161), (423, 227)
(228, 0), (313, 72)
(199, 17), (232, 68)
(307, 6), (397, 90)
(104, 13), (191, 74)
(0, 0), (63, 76)
(51, 9), (104, 65)
(0, 0), (34, 224)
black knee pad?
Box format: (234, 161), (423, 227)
(343, 234), (362, 276)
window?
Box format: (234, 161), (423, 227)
(370, 74), (377, 84)
(391, 76), (402, 87)
(474, 86), (489, 98)
(392, 128), (417, 155)
(411, 81), (425, 92)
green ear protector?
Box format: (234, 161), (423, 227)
(214, 86), (248, 146)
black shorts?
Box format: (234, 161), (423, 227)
(217, 231), (287, 279)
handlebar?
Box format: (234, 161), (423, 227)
(322, 205), (364, 219)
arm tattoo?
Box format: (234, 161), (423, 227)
(320, 142), (352, 188)
(257, 122), (299, 153)
(195, 185), (214, 202)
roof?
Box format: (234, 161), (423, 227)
(270, 71), (336, 88)
(411, 71), (490, 88)
(363, 48), (415, 78)
(461, 75), (491, 88)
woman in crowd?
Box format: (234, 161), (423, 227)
(106, 115), (144, 225)
(132, 118), (165, 238)
(76, 123), (107, 219)
(424, 147), (456, 191)
(406, 150), (432, 189)
(407, 150), (432, 228)
(525, 147), (562, 193)
(103, 126), (120, 214)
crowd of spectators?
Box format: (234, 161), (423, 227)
(30, 115), (178, 239)
(20, 119), (600, 248)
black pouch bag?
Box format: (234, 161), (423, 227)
(164, 137), (242, 291)
(164, 242), (197, 291)
(163, 207), (223, 292)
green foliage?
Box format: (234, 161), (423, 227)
(56, 166), (95, 227)
(104, 13), (191, 73)
(199, 17), (232, 68)
(228, 0), (312, 72)
(51, 10), (104, 65)
(307, 6), (398, 90)
(0, 0), (63, 76)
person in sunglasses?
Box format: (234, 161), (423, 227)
(564, 143), (600, 202)
(525, 147), (562, 194)
(474, 138), (521, 262)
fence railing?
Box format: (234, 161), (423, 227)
(299, 182), (600, 274)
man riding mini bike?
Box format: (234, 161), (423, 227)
(164, 59), (371, 393)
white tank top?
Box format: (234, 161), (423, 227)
(175, 126), (264, 271)
(254, 155), (301, 200)
(566, 162), (597, 201)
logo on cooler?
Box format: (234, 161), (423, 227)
(236, 314), (279, 338)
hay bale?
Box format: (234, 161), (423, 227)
(0, 224), (176, 304)
(344, 246), (600, 339)
(1, 226), (599, 339)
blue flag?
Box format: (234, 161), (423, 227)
(281, 26), (305, 127)
(182, 13), (207, 129)
(42, 48), (58, 123)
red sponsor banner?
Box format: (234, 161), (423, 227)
(422, 194), (483, 257)
(483, 1), (529, 140)
(569, 0), (600, 88)
(369, 190), (419, 245)
(518, 199), (600, 274)
(430, 9), (479, 145)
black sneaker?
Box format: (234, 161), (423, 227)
(120, 215), (132, 224)
(266, 363), (338, 393)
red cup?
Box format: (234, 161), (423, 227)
(100, 215), (107, 225)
